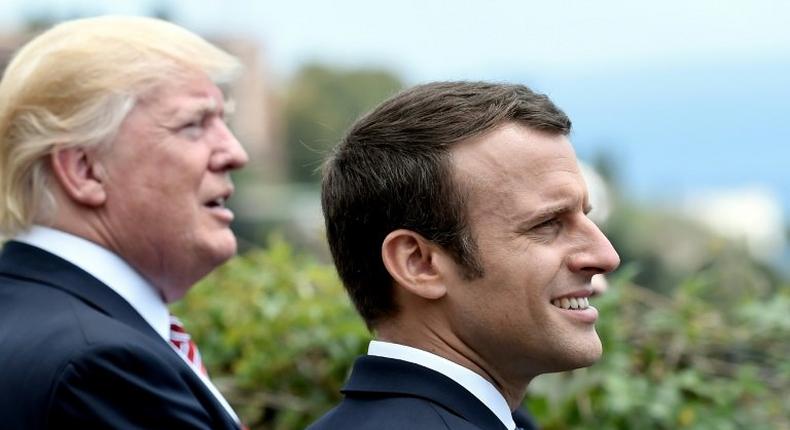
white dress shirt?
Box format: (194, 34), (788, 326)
(14, 225), (239, 423)
(368, 340), (517, 430)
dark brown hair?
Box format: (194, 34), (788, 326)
(321, 81), (571, 327)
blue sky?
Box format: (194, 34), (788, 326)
(2, 0), (789, 218)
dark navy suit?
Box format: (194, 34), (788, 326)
(308, 355), (537, 430)
(0, 241), (240, 429)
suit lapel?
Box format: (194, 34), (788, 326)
(0, 240), (162, 342)
(512, 408), (537, 430)
(342, 355), (508, 430)
(1, 240), (241, 428)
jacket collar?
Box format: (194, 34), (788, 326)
(0, 240), (242, 428)
(0, 240), (161, 342)
(342, 355), (509, 430)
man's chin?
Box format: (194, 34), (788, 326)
(571, 336), (603, 368)
(546, 335), (603, 373)
(208, 231), (238, 263)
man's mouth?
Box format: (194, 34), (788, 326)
(203, 190), (235, 223)
(550, 296), (591, 310)
(204, 196), (227, 208)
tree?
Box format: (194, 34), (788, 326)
(283, 64), (402, 183)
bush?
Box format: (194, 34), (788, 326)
(171, 235), (369, 429)
(174, 237), (790, 429)
(527, 264), (790, 430)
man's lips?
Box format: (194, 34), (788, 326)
(551, 296), (590, 311)
(203, 186), (234, 208)
(551, 289), (593, 301)
(204, 196), (228, 208)
(550, 289), (598, 323)
(203, 188), (235, 223)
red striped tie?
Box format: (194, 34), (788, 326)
(169, 315), (208, 377)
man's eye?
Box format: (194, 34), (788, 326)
(530, 218), (562, 237)
(533, 218), (561, 232)
(182, 119), (203, 129)
(522, 218), (562, 243)
(180, 120), (204, 138)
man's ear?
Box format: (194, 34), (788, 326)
(381, 229), (448, 300)
(49, 146), (107, 206)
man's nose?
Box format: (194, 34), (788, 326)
(567, 217), (621, 275)
(210, 124), (248, 171)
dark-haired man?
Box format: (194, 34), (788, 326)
(309, 81), (620, 430)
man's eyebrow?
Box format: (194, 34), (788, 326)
(165, 98), (211, 118)
(514, 205), (565, 231)
(190, 97), (219, 116)
(517, 198), (591, 228)
(533, 204), (570, 220)
(168, 97), (234, 123)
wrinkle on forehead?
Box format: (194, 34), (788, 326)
(155, 92), (221, 117)
(136, 71), (225, 110)
(455, 123), (578, 177)
(451, 123), (586, 224)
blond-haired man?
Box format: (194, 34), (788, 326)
(0, 16), (247, 428)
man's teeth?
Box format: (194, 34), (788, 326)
(551, 296), (590, 310)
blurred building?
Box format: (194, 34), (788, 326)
(579, 162), (612, 225)
(683, 186), (786, 264)
(211, 36), (285, 183)
(0, 33), (28, 73)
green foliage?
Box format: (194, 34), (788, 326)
(175, 237), (790, 429)
(528, 266), (790, 430)
(603, 201), (781, 295)
(171, 235), (370, 429)
(283, 63), (403, 183)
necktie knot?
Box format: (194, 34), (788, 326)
(169, 315), (208, 377)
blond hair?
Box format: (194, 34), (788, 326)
(0, 15), (241, 235)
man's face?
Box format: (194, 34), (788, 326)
(97, 71), (248, 301)
(443, 122), (619, 381)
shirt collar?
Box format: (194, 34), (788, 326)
(368, 340), (516, 430)
(14, 225), (171, 341)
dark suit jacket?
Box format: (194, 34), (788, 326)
(307, 355), (537, 430)
(0, 241), (240, 429)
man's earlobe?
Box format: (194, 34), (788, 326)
(50, 147), (107, 206)
(381, 229), (447, 300)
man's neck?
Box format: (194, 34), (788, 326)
(375, 321), (531, 409)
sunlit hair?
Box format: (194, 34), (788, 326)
(0, 15), (241, 235)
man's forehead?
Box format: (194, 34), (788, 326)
(451, 124), (579, 188)
(137, 74), (226, 111)
(450, 124), (586, 216)
(154, 92), (223, 114)
(142, 97), (229, 130)
(533, 181), (591, 213)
